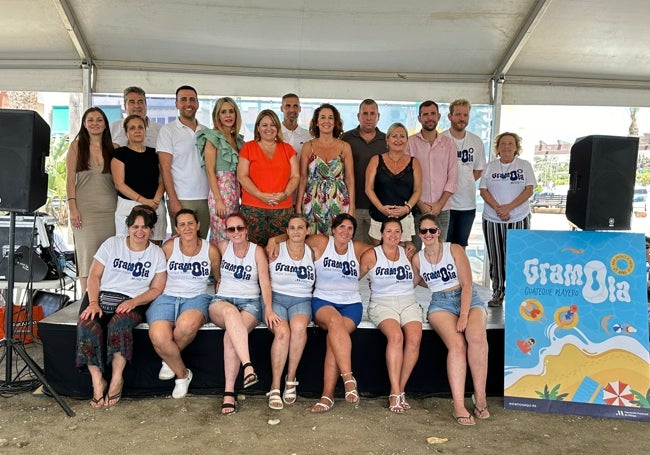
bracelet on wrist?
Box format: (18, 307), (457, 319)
(404, 201), (412, 213)
(136, 195), (142, 202)
(67, 197), (76, 201)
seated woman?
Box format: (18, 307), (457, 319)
(147, 209), (221, 399)
(76, 205), (167, 408)
(359, 218), (422, 413)
(268, 213), (372, 412)
(411, 214), (489, 426)
(208, 213), (276, 415)
(266, 214), (315, 410)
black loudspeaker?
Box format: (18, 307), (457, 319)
(566, 135), (639, 230)
(0, 109), (50, 212)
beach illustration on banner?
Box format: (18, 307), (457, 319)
(504, 230), (650, 421)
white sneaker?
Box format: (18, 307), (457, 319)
(172, 369), (193, 399)
(158, 361), (175, 380)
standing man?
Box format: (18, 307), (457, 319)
(157, 85), (210, 239)
(442, 98), (486, 248)
(110, 86), (162, 147)
(408, 100), (457, 247)
(342, 99), (386, 243)
(280, 93), (312, 156)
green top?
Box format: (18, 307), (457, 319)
(196, 129), (244, 173)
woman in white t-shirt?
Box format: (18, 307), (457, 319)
(76, 205), (167, 408)
(479, 132), (536, 307)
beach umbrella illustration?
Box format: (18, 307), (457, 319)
(602, 380), (634, 406)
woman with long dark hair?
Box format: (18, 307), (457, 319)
(66, 107), (118, 293)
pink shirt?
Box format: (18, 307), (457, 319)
(408, 132), (458, 209)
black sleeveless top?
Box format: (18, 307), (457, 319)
(369, 155), (414, 222)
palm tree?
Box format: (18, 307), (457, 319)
(45, 135), (70, 224)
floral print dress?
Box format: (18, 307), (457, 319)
(302, 146), (350, 235)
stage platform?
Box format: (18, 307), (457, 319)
(38, 282), (504, 399)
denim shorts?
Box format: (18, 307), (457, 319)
(146, 293), (211, 323)
(427, 286), (487, 317)
(272, 291), (312, 321)
(211, 294), (263, 322)
(312, 297), (363, 326)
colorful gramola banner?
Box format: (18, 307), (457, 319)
(504, 230), (650, 421)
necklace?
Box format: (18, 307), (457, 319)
(387, 152), (404, 164)
(127, 237), (147, 264)
(233, 242), (249, 265)
(286, 242), (305, 261)
(381, 245), (400, 269)
(424, 246), (442, 267)
(180, 239), (200, 263)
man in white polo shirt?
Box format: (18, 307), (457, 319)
(157, 85), (210, 239)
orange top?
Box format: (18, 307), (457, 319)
(239, 140), (296, 209)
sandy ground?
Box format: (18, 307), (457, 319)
(1, 371), (648, 454)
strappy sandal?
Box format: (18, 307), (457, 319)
(388, 394), (404, 414)
(310, 396), (334, 413)
(241, 362), (259, 389)
(283, 377), (299, 404)
(340, 372), (359, 405)
(221, 391), (237, 415)
(266, 389), (283, 410)
(400, 392), (411, 410)
(472, 394), (490, 419)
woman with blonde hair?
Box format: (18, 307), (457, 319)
(197, 97), (244, 243)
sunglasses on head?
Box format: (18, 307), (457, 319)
(226, 225), (246, 233)
(419, 227), (440, 235)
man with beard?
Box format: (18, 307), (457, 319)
(157, 85), (210, 239)
(442, 98), (486, 248)
(280, 93), (312, 157)
(342, 99), (387, 243)
(408, 100), (457, 248)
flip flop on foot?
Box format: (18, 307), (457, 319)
(472, 394), (490, 419)
(241, 362), (259, 389)
(311, 396), (334, 413)
(90, 379), (108, 408)
(106, 381), (123, 407)
(453, 413), (476, 426)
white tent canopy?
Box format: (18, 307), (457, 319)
(1, 0), (649, 106)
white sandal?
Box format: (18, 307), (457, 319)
(389, 394), (404, 414)
(283, 377), (299, 404)
(340, 372), (359, 405)
(266, 389), (283, 410)
(310, 396), (334, 413)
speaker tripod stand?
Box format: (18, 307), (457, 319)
(0, 212), (75, 416)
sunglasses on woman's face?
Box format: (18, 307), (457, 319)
(419, 227), (440, 235)
(226, 225), (246, 233)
